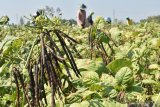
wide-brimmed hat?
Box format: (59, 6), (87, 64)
(80, 4), (87, 10)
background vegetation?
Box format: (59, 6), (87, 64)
(0, 8), (160, 107)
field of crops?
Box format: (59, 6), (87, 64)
(0, 15), (160, 107)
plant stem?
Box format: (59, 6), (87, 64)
(153, 92), (160, 107)
(25, 36), (38, 68)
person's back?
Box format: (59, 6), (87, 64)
(87, 12), (94, 26)
(77, 4), (87, 28)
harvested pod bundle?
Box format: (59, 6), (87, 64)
(13, 29), (80, 107)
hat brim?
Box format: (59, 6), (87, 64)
(80, 7), (86, 10)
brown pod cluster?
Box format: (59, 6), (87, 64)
(13, 29), (80, 107)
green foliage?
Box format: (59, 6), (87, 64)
(97, 31), (110, 44)
(0, 12), (160, 107)
(126, 86), (144, 93)
(81, 71), (100, 86)
(141, 15), (160, 23)
(107, 58), (132, 75)
(115, 67), (134, 87)
(76, 59), (108, 76)
(0, 16), (9, 25)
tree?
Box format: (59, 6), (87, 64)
(140, 15), (160, 23)
(45, 5), (55, 17)
(44, 6), (62, 18)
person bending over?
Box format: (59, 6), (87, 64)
(77, 4), (87, 28)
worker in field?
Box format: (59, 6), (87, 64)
(105, 17), (112, 24)
(76, 4), (87, 28)
(33, 11), (41, 19)
(126, 17), (133, 25)
(32, 10), (42, 25)
(85, 12), (94, 27)
(87, 12), (94, 25)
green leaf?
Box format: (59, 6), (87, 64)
(152, 94), (160, 106)
(2, 38), (23, 56)
(98, 31), (110, 44)
(109, 89), (118, 98)
(101, 86), (117, 98)
(0, 61), (11, 76)
(132, 31), (140, 37)
(81, 90), (101, 100)
(109, 27), (121, 42)
(115, 67), (134, 86)
(0, 16), (9, 25)
(81, 71), (99, 86)
(129, 91), (144, 100)
(116, 102), (127, 107)
(102, 101), (128, 107)
(89, 83), (103, 91)
(100, 73), (116, 85)
(89, 99), (105, 107)
(150, 38), (160, 48)
(80, 101), (90, 107)
(104, 101), (116, 107)
(142, 79), (157, 85)
(95, 62), (108, 76)
(2, 93), (17, 103)
(127, 86), (144, 93)
(69, 103), (81, 107)
(107, 58), (132, 75)
(94, 16), (106, 29)
(76, 59), (108, 76)
(0, 36), (16, 52)
(66, 93), (82, 104)
(148, 64), (160, 70)
(46, 93), (52, 106)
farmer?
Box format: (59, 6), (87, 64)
(105, 17), (112, 24)
(33, 11), (40, 19)
(32, 10), (42, 25)
(87, 12), (94, 25)
(126, 17), (133, 25)
(76, 4), (87, 28)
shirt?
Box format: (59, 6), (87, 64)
(77, 9), (86, 27)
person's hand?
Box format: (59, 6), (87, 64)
(81, 23), (85, 28)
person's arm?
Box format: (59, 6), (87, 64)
(84, 11), (86, 21)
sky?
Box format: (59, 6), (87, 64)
(0, 0), (160, 23)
